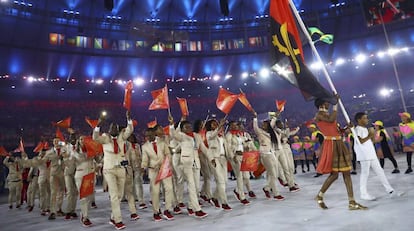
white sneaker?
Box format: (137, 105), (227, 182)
(361, 194), (376, 201)
(388, 191), (405, 198)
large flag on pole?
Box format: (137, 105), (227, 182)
(52, 117), (71, 128)
(123, 80), (133, 110)
(216, 88), (239, 115)
(148, 85), (170, 110)
(269, 0), (334, 104)
(176, 97), (189, 116)
(238, 90), (254, 112)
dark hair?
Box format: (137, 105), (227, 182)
(263, 120), (278, 145)
(314, 98), (326, 109)
(180, 120), (192, 130)
(193, 120), (203, 133)
(205, 119), (217, 132)
(354, 112), (366, 123)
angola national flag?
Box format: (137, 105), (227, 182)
(269, 0), (335, 104)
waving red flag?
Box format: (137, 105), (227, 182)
(276, 100), (287, 112)
(85, 117), (99, 129)
(52, 117), (71, 128)
(216, 88), (239, 115)
(56, 128), (65, 141)
(238, 92), (254, 112)
(123, 80), (133, 110)
(79, 172), (95, 199)
(155, 155), (173, 184)
(83, 136), (103, 158)
(33, 142), (49, 153)
(132, 119), (138, 127)
(163, 125), (170, 136)
(176, 97), (189, 116)
(0, 146), (8, 156)
(240, 151), (260, 171)
(147, 118), (157, 128)
(148, 85), (169, 110)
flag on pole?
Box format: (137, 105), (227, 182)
(56, 128), (65, 141)
(83, 136), (103, 158)
(176, 97), (189, 116)
(52, 117), (71, 128)
(275, 99), (287, 112)
(216, 88), (239, 115)
(155, 155), (173, 184)
(308, 27), (334, 45)
(123, 80), (133, 110)
(79, 172), (95, 199)
(33, 141), (49, 153)
(85, 117), (99, 129)
(269, 0), (334, 103)
(238, 90), (254, 112)
(147, 118), (157, 128)
(148, 85), (170, 110)
(240, 151), (260, 171)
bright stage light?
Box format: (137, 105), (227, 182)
(310, 62), (323, 70)
(379, 88), (392, 97)
(213, 75), (220, 81)
(134, 77), (145, 86)
(241, 72), (248, 79)
(355, 54), (367, 63)
(388, 48), (399, 56)
(377, 51), (386, 58)
(259, 68), (270, 78)
(335, 58), (345, 66)
(95, 79), (103, 85)
(27, 76), (34, 82)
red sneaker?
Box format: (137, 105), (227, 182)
(200, 195), (210, 202)
(240, 199), (250, 205)
(195, 210), (208, 218)
(81, 216), (93, 227)
(178, 202), (186, 208)
(91, 202), (98, 209)
(289, 186), (300, 192)
(65, 213), (72, 220)
(153, 213), (162, 222)
(130, 213), (140, 221)
(248, 191), (256, 198)
(173, 206), (182, 214)
(263, 188), (271, 199)
(115, 222), (126, 230)
(71, 213), (78, 219)
(278, 178), (287, 187)
(233, 189), (241, 201)
(187, 208), (194, 216)
(222, 204), (232, 211)
(163, 210), (174, 221)
(109, 218), (116, 226)
(211, 198), (220, 208)
(274, 195), (285, 201)
(138, 203), (147, 209)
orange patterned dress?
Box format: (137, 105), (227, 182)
(316, 120), (351, 174)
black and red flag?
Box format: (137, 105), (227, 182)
(269, 0), (334, 104)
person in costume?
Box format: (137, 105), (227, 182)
(398, 112), (414, 174)
(308, 124), (324, 177)
(314, 95), (367, 210)
(372, 120), (400, 174)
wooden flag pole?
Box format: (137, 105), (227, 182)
(288, 0), (351, 124)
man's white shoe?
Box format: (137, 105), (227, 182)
(389, 191), (405, 198)
(361, 194), (376, 201)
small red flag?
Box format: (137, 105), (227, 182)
(52, 117), (71, 128)
(155, 155), (173, 184)
(176, 97), (189, 116)
(147, 118), (158, 128)
(163, 126), (170, 136)
(240, 151), (260, 172)
(132, 119), (138, 127)
(79, 172), (95, 199)
(56, 128), (65, 141)
(276, 100), (287, 112)
(123, 80), (133, 110)
(83, 136), (103, 158)
(148, 85), (169, 110)
(238, 92), (254, 112)
(85, 117), (99, 128)
(0, 146), (8, 156)
(33, 142), (49, 153)
(216, 88), (239, 115)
